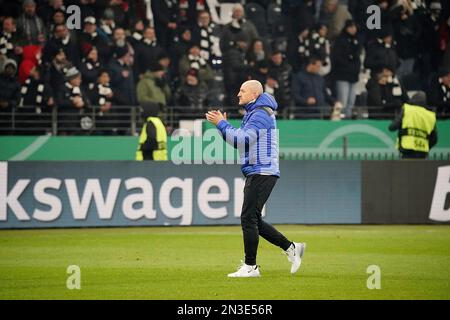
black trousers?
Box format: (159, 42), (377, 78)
(241, 174), (292, 265)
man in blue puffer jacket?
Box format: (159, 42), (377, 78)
(206, 80), (306, 278)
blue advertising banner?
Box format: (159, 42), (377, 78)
(0, 161), (361, 228)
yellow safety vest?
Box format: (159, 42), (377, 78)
(136, 117), (168, 161)
(398, 104), (436, 153)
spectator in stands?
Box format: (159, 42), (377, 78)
(319, 0), (352, 41)
(112, 27), (135, 65)
(137, 63), (172, 113)
(55, 66), (92, 133)
(347, 0), (375, 45)
(283, 0), (315, 39)
(393, 1), (422, 82)
(157, 52), (176, 91)
(79, 44), (102, 97)
(107, 0), (129, 29)
(49, 10), (66, 32)
(420, 1), (447, 78)
(48, 9), (66, 35)
(151, 0), (178, 49)
(134, 26), (166, 79)
(291, 57), (337, 116)
(128, 19), (145, 49)
(37, 0), (66, 25)
(0, 17), (22, 63)
(443, 46), (450, 71)
(267, 50), (293, 113)
(17, 64), (54, 134)
(107, 46), (137, 106)
(78, 16), (111, 65)
(249, 59), (269, 87)
(366, 67), (409, 118)
(170, 26), (194, 74)
(177, 0), (209, 28)
(220, 3), (259, 52)
(178, 44), (214, 86)
(18, 44), (42, 84)
(174, 68), (208, 117)
(368, 0), (398, 41)
(87, 69), (114, 109)
(98, 8), (116, 42)
(16, 0), (47, 46)
(19, 64), (54, 112)
(222, 32), (250, 107)
(43, 23), (80, 67)
(309, 23), (331, 75)
(90, 69), (118, 132)
(191, 10), (222, 66)
(364, 27), (400, 74)
(331, 19), (362, 119)
(427, 67), (450, 118)
(0, 59), (20, 113)
(287, 25), (311, 73)
(47, 46), (71, 92)
(246, 38), (270, 68)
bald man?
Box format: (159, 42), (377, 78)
(206, 80), (306, 278)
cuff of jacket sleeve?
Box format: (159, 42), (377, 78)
(216, 119), (229, 133)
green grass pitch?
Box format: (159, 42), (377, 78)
(0, 225), (449, 300)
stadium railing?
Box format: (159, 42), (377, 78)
(1, 105), (448, 161)
(0, 105), (442, 134)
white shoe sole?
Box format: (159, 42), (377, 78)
(291, 242), (306, 274)
(227, 273), (261, 278)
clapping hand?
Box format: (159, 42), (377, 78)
(205, 110), (227, 126)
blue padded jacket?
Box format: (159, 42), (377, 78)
(216, 93), (280, 177)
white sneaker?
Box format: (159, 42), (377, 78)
(227, 261), (261, 278)
(285, 242), (306, 274)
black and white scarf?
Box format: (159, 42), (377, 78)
(0, 32), (14, 56)
(19, 78), (46, 114)
(376, 37), (395, 49)
(98, 83), (113, 107)
(81, 57), (101, 90)
(440, 78), (450, 102)
(100, 21), (116, 37)
(65, 82), (83, 100)
(21, 14), (45, 43)
(298, 35), (310, 57)
(65, 82), (93, 130)
(142, 38), (157, 46)
(198, 23), (218, 61)
(188, 54), (207, 70)
(86, 32), (98, 41)
(132, 31), (143, 42)
(97, 83), (113, 117)
(310, 31), (329, 54)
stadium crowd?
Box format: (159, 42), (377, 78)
(0, 0), (449, 134)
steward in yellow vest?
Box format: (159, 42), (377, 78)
(136, 102), (168, 161)
(389, 92), (438, 159)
